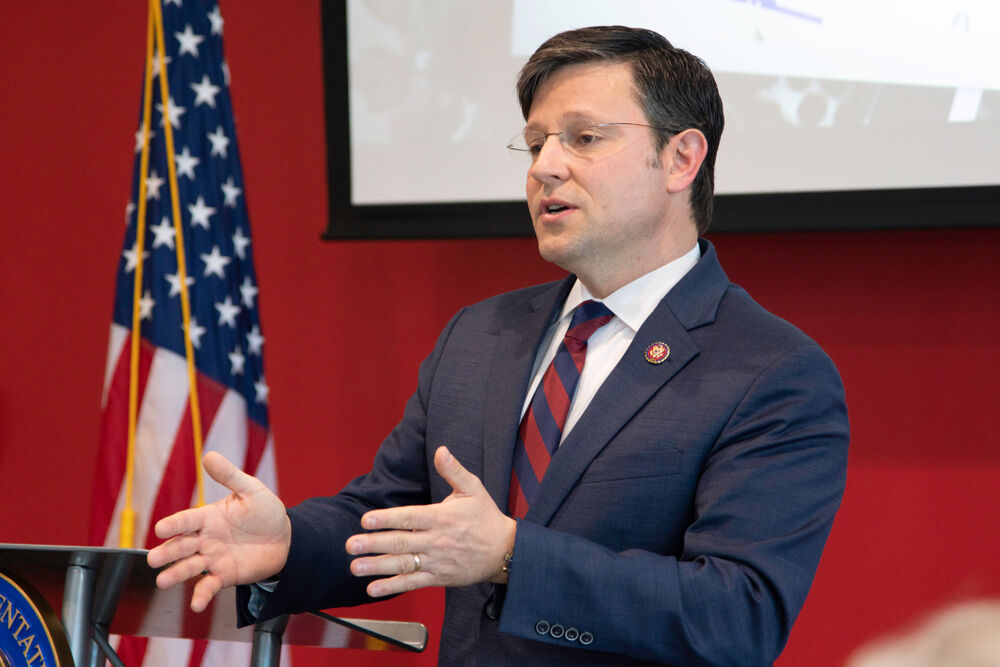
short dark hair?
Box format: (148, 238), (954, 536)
(517, 26), (724, 235)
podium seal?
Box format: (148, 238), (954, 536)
(0, 571), (72, 667)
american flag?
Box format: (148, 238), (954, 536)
(90, 1), (285, 664)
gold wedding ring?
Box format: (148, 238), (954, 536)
(412, 553), (421, 572)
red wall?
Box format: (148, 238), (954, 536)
(1, 4), (998, 666)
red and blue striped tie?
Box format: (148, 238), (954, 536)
(509, 300), (614, 518)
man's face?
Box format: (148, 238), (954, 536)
(524, 61), (685, 296)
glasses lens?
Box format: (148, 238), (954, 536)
(564, 124), (604, 156)
(507, 124), (650, 160)
(506, 132), (540, 153)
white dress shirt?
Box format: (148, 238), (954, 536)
(519, 243), (701, 441)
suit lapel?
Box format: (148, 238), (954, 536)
(526, 304), (698, 524)
(526, 240), (731, 526)
(481, 278), (574, 508)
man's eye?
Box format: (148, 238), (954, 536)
(570, 131), (601, 150)
(525, 136), (545, 155)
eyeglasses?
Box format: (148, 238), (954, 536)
(506, 122), (670, 162)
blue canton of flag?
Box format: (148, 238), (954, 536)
(115, 2), (267, 425)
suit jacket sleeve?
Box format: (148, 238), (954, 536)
(243, 308), (470, 622)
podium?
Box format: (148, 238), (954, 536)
(0, 544), (426, 667)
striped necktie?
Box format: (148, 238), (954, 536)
(509, 300), (615, 518)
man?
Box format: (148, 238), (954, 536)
(149, 26), (848, 665)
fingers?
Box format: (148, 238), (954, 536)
(433, 446), (480, 496)
(347, 546), (437, 597)
(346, 527), (429, 558)
(151, 507), (207, 545)
(154, 551), (209, 589)
(148, 532), (202, 568)
(152, 549), (228, 613)
(151, 553), (225, 612)
(190, 574), (224, 613)
(350, 551), (424, 578)
(359, 504), (432, 532)
(367, 570), (436, 597)
(203, 451), (260, 496)
(351, 552), (436, 598)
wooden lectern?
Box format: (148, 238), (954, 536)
(0, 544), (426, 667)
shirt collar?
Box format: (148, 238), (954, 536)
(559, 243), (702, 332)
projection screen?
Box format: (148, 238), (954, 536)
(323, 0), (1000, 238)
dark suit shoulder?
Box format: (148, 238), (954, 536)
(714, 282), (827, 357)
(451, 277), (571, 335)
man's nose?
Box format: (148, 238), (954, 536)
(528, 134), (571, 182)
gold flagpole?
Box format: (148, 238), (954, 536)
(121, 0), (159, 549)
(151, 0), (207, 508)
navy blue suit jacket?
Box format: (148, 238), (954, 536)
(248, 240), (849, 666)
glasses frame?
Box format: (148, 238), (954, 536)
(506, 122), (672, 160)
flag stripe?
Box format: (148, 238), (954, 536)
(145, 372), (227, 548)
(186, 640), (208, 667)
(244, 419), (269, 477)
(90, 329), (156, 545)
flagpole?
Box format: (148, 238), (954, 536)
(151, 0), (207, 508)
(121, 0), (159, 549)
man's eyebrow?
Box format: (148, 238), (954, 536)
(524, 109), (601, 131)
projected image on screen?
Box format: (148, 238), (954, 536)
(346, 0), (999, 209)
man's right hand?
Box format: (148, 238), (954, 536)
(146, 451), (292, 612)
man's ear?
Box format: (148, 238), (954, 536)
(664, 128), (708, 194)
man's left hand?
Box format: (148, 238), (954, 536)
(345, 446), (516, 597)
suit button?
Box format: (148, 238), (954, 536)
(485, 602), (497, 620)
(580, 631), (594, 645)
(535, 620), (550, 636)
(564, 627), (579, 641)
(549, 623), (565, 638)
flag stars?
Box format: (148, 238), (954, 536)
(208, 6), (224, 35)
(165, 272), (195, 297)
(232, 227), (250, 260)
(150, 49), (171, 78)
(175, 146), (200, 179)
(139, 289), (156, 320)
(240, 276), (259, 309)
(228, 345), (246, 375)
(134, 127), (155, 153)
(175, 24), (205, 58)
(122, 242), (149, 273)
(156, 96), (187, 129)
(188, 196), (216, 229)
(145, 169), (165, 200)
(247, 325), (264, 355)
(221, 177), (242, 208)
(254, 377), (269, 404)
(215, 295), (241, 327)
(207, 125), (229, 158)
(151, 216), (176, 249)
(114, 1), (270, 419)
(187, 316), (207, 349)
(201, 245), (232, 278)
(191, 74), (221, 108)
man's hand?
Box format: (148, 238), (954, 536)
(345, 446), (516, 598)
(146, 451), (292, 612)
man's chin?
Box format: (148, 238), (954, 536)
(536, 237), (579, 273)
